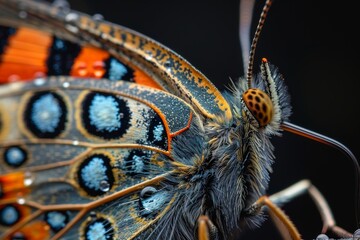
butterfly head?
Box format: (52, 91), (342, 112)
(240, 58), (291, 133)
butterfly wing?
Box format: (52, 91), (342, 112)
(0, 0), (230, 238)
(0, 25), (161, 89)
(0, 0), (232, 120)
(0, 76), (204, 239)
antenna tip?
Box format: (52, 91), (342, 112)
(262, 57), (268, 63)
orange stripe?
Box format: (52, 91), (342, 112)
(0, 28), (52, 83)
(2, 55), (46, 65)
(5, 48), (48, 60)
(11, 28), (51, 45)
(70, 46), (110, 78)
(0, 172), (30, 198)
(7, 40), (50, 52)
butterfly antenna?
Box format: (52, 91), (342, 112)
(282, 121), (360, 228)
(239, 0), (255, 76)
(246, 0), (273, 88)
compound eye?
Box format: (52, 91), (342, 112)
(242, 88), (273, 127)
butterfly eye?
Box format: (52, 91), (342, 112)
(242, 88), (273, 127)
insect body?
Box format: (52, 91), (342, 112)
(0, 0), (358, 239)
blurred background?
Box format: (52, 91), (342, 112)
(66, 0), (359, 238)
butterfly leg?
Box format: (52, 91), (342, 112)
(245, 194), (301, 240)
(268, 179), (352, 238)
(198, 215), (219, 240)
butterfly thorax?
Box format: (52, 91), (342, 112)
(156, 63), (292, 239)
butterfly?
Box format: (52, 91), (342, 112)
(0, 0), (359, 239)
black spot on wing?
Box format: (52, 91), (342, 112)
(46, 37), (81, 75)
(0, 26), (16, 56)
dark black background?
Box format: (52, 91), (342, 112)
(67, 0), (359, 239)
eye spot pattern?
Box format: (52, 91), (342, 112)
(81, 216), (115, 240)
(0, 204), (21, 226)
(44, 211), (70, 232)
(3, 146), (28, 168)
(77, 154), (115, 197)
(80, 92), (131, 140)
(23, 91), (68, 138)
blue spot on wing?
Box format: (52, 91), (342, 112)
(4, 146), (27, 167)
(89, 94), (121, 132)
(31, 93), (62, 133)
(104, 57), (134, 81)
(0, 205), (20, 226)
(83, 217), (115, 240)
(81, 92), (131, 140)
(24, 91), (67, 138)
(77, 154), (114, 197)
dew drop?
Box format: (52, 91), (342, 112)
(72, 140), (79, 146)
(65, 12), (79, 22)
(316, 234), (329, 240)
(164, 60), (172, 73)
(140, 186), (157, 198)
(354, 229), (360, 238)
(52, 0), (70, 13)
(17, 198), (25, 205)
(62, 82), (70, 88)
(34, 78), (46, 86)
(99, 180), (110, 192)
(23, 171), (33, 187)
(65, 24), (79, 34)
(100, 33), (108, 40)
(145, 50), (153, 61)
(92, 13), (104, 21)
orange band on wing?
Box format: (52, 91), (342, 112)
(70, 46), (109, 78)
(0, 28), (52, 83)
(0, 172), (30, 198)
